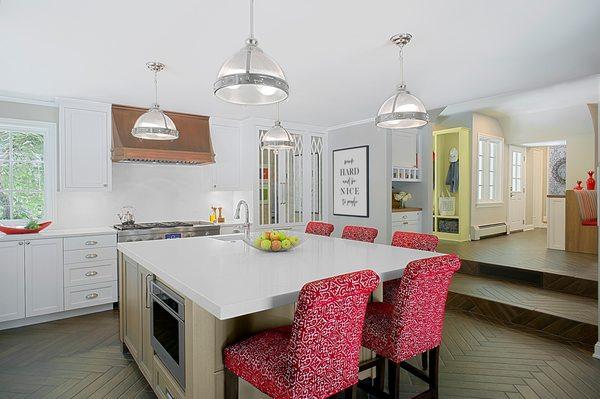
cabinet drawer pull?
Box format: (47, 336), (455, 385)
(85, 253), (98, 259)
(85, 240), (98, 246)
(85, 293), (99, 300)
(85, 271), (98, 277)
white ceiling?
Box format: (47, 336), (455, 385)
(1, 0), (599, 128)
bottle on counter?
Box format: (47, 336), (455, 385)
(209, 207), (217, 223)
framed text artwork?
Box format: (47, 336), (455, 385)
(332, 145), (369, 217)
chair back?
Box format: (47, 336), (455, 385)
(391, 231), (439, 252)
(341, 225), (378, 243)
(288, 270), (380, 398)
(390, 255), (460, 361)
(305, 221), (335, 237)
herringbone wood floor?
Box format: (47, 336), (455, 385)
(1, 310), (599, 399)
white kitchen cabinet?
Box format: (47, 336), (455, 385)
(25, 238), (64, 317)
(209, 123), (241, 190)
(391, 211), (423, 238)
(0, 241), (25, 323)
(59, 98), (112, 191)
(547, 197), (565, 250)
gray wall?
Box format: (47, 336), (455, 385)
(327, 122), (391, 243)
(327, 121), (433, 243)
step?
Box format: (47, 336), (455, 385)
(447, 274), (598, 346)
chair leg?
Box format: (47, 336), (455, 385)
(387, 360), (401, 399)
(422, 351), (428, 370)
(224, 368), (239, 399)
(428, 346), (440, 398)
(344, 385), (357, 399)
(373, 355), (386, 392)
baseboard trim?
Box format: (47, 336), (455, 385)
(0, 303), (114, 331)
(523, 224), (535, 231)
(594, 342), (600, 360)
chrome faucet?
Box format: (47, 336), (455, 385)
(234, 200), (250, 237)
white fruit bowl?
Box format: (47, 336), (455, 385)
(243, 231), (304, 252)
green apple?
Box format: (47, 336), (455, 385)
(260, 232), (270, 240)
(278, 231), (287, 241)
(260, 239), (272, 251)
(254, 237), (263, 247)
(289, 236), (299, 246)
(281, 239), (291, 250)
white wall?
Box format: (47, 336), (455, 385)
(501, 105), (595, 188)
(327, 121), (391, 244)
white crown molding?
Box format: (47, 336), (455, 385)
(0, 93), (57, 108)
(326, 117), (375, 132)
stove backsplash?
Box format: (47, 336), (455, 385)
(53, 163), (252, 229)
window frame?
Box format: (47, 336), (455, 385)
(0, 117), (57, 225)
(476, 133), (504, 206)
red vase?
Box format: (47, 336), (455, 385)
(574, 180), (583, 190)
(586, 170), (596, 190)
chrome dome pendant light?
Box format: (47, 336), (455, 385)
(376, 33), (429, 129)
(213, 0), (289, 105)
(131, 62), (179, 140)
(261, 103), (294, 151)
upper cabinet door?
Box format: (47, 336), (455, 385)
(0, 241), (25, 323)
(59, 98), (112, 191)
(209, 124), (241, 190)
(25, 238), (64, 317)
(391, 131), (418, 168)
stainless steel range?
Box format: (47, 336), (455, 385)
(114, 221), (220, 242)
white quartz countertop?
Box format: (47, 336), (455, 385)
(0, 226), (116, 242)
(118, 234), (440, 320)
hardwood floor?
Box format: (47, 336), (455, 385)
(1, 309), (599, 399)
(437, 229), (598, 282)
(0, 310), (154, 399)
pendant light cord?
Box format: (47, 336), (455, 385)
(399, 45), (405, 88)
(154, 69), (159, 106)
(249, 0), (255, 39)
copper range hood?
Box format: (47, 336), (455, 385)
(111, 104), (215, 165)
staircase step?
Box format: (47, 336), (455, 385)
(448, 274), (598, 346)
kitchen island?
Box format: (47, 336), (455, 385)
(118, 233), (438, 399)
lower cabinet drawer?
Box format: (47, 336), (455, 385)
(64, 247), (116, 264)
(64, 260), (117, 287)
(64, 281), (117, 310)
(153, 355), (185, 399)
(391, 211), (421, 222)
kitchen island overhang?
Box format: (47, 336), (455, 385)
(117, 233), (439, 320)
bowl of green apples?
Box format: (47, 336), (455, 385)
(243, 230), (303, 252)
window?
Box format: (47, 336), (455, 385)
(0, 119), (56, 223)
(476, 134), (503, 204)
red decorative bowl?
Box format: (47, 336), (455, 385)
(0, 221), (52, 235)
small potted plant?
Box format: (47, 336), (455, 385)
(393, 192), (412, 209)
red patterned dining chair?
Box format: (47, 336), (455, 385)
(341, 225), (378, 243)
(305, 221), (335, 237)
(384, 231), (440, 371)
(223, 270), (380, 399)
(360, 254), (460, 399)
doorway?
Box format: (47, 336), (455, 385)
(508, 145), (526, 232)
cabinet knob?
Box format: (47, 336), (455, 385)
(103, 183), (108, 187)
(85, 293), (99, 300)
(25, 241), (30, 245)
(85, 271), (98, 277)
(18, 242), (23, 245)
(85, 253), (98, 259)
(85, 240), (98, 246)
